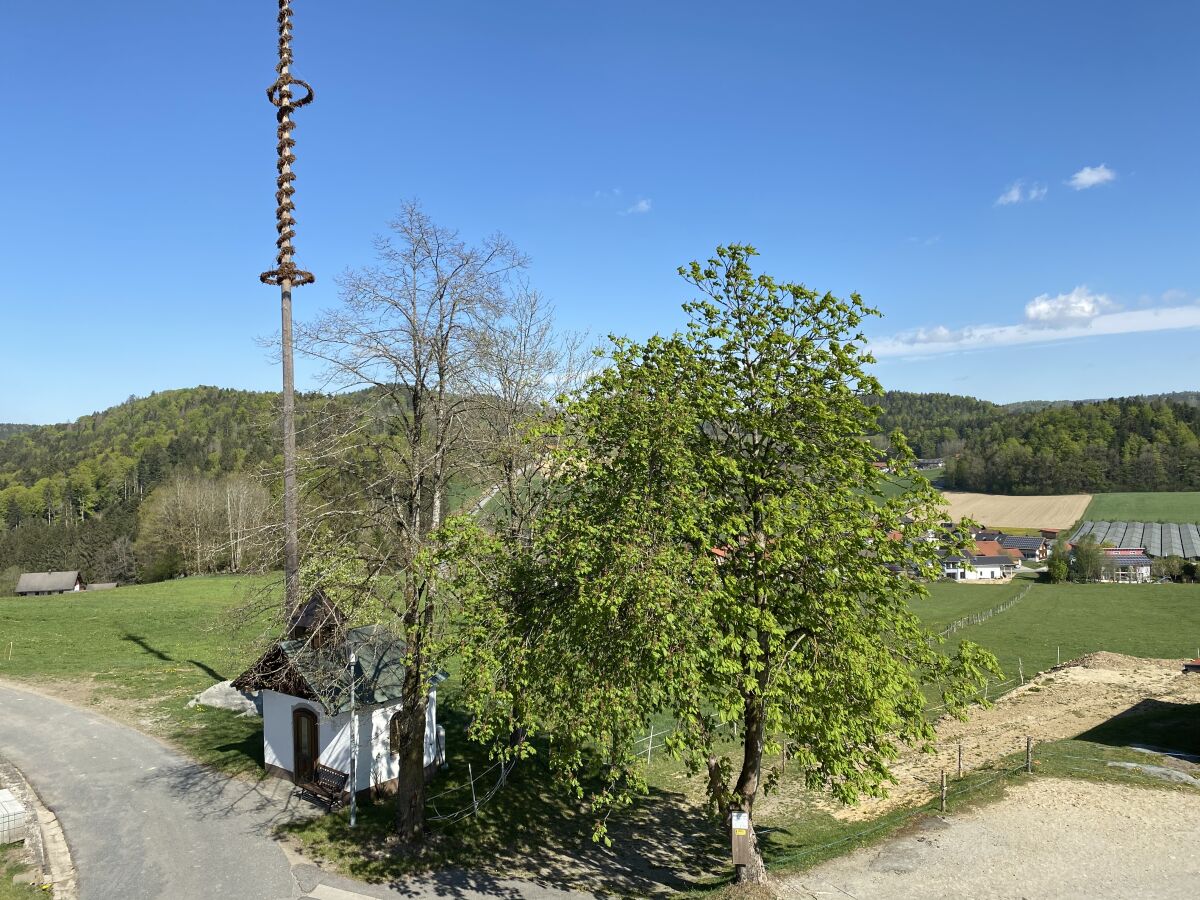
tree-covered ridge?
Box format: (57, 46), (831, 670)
(868, 391), (1002, 458)
(0, 385), (370, 584)
(0, 424), (33, 441)
(946, 397), (1200, 494)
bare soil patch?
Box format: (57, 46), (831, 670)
(942, 491), (1092, 529)
(756, 652), (1199, 824)
(781, 777), (1200, 899)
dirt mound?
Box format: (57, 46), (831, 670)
(1061, 650), (1182, 672)
(755, 650), (1200, 823)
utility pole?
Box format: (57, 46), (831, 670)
(260, 0), (315, 620)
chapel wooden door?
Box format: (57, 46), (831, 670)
(292, 707), (318, 783)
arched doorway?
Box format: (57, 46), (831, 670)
(292, 707), (318, 783)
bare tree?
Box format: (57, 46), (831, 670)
(295, 201), (531, 842)
(467, 287), (588, 545)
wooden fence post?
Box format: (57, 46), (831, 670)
(468, 762), (478, 814)
(957, 740), (963, 779)
(940, 771), (947, 812)
(1018, 657), (1024, 685)
(1026, 736), (1033, 774)
(646, 725), (654, 764)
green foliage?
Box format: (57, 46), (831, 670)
(1068, 534), (1104, 582)
(942, 398), (1200, 494)
(1047, 539), (1070, 584)
(453, 246), (998, 856)
(0, 386), (376, 581)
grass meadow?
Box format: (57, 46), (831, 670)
(0, 576), (278, 776)
(1083, 491), (1200, 524)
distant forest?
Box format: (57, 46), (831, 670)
(872, 391), (1200, 494)
(5, 385), (1200, 586)
(0, 386), (367, 587)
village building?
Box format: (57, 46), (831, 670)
(14, 571), (85, 596)
(233, 593), (445, 801)
(998, 534), (1049, 561)
(1098, 548), (1153, 584)
(942, 554), (1012, 581)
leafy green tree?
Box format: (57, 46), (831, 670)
(1069, 534), (1104, 582)
(1047, 538), (1070, 583)
(453, 246), (998, 883)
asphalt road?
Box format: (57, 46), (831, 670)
(0, 681), (590, 900)
(0, 681), (297, 899)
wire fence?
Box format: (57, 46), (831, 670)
(938, 583), (1033, 637)
(766, 736), (1193, 871)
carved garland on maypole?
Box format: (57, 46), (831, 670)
(260, 0), (314, 288)
(260, 0), (313, 621)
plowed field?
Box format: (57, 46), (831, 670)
(941, 491), (1091, 529)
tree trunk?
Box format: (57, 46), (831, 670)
(394, 673), (428, 843)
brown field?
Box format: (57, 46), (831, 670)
(941, 491), (1092, 529)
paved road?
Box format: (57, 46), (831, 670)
(0, 682), (588, 900)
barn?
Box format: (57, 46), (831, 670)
(14, 571), (85, 596)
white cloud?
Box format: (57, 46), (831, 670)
(872, 290), (1200, 359)
(1068, 164), (1116, 190)
(621, 198), (652, 215)
(1024, 286), (1115, 327)
(995, 179), (1048, 206)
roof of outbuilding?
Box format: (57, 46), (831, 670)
(973, 555), (1016, 566)
(1108, 554), (1152, 566)
(233, 625), (438, 716)
(999, 535), (1047, 550)
(15, 571), (82, 593)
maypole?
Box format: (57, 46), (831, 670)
(260, 0), (315, 621)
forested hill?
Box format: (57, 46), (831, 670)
(0, 424), (33, 441)
(869, 392), (1001, 458)
(0, 386), (364, 586)
(872, 390), (1200, 494)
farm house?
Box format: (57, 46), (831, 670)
(942, 554), (1012, 581)
(234, 596), (446, 801)
(14, 571), (85, 595)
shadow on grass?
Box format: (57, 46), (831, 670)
(1075, 698), (1200, 756)
(120, 632), (227, 682)
(280, 706), (725, 897)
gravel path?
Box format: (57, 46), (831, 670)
(782, 777), (1200, 899)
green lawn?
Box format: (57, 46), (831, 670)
(1083, 492), (1200, 524)
(0, 845), (39, 899)
(941, 581), (1200, 681)
(0, 575), (277, 777)
(912, 576), (1034, 632)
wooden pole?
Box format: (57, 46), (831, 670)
(281, 279), (300, 618)
(940, 771), (947, 812)
(957, 740), (963, 779)
(1026, 736), (1033, 774)
(468, 762), (478, 814)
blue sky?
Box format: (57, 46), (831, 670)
(3, 1), (1198, 424)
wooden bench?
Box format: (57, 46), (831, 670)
(298, 763), (349, 811)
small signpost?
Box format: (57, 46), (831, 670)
(731, 811), (752, 866)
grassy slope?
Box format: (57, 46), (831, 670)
(1083, 492), (1200, 524)
(913, 577), (1032, 632)
(941, 581), (1200, 680)
(0, 576), (276, 776)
